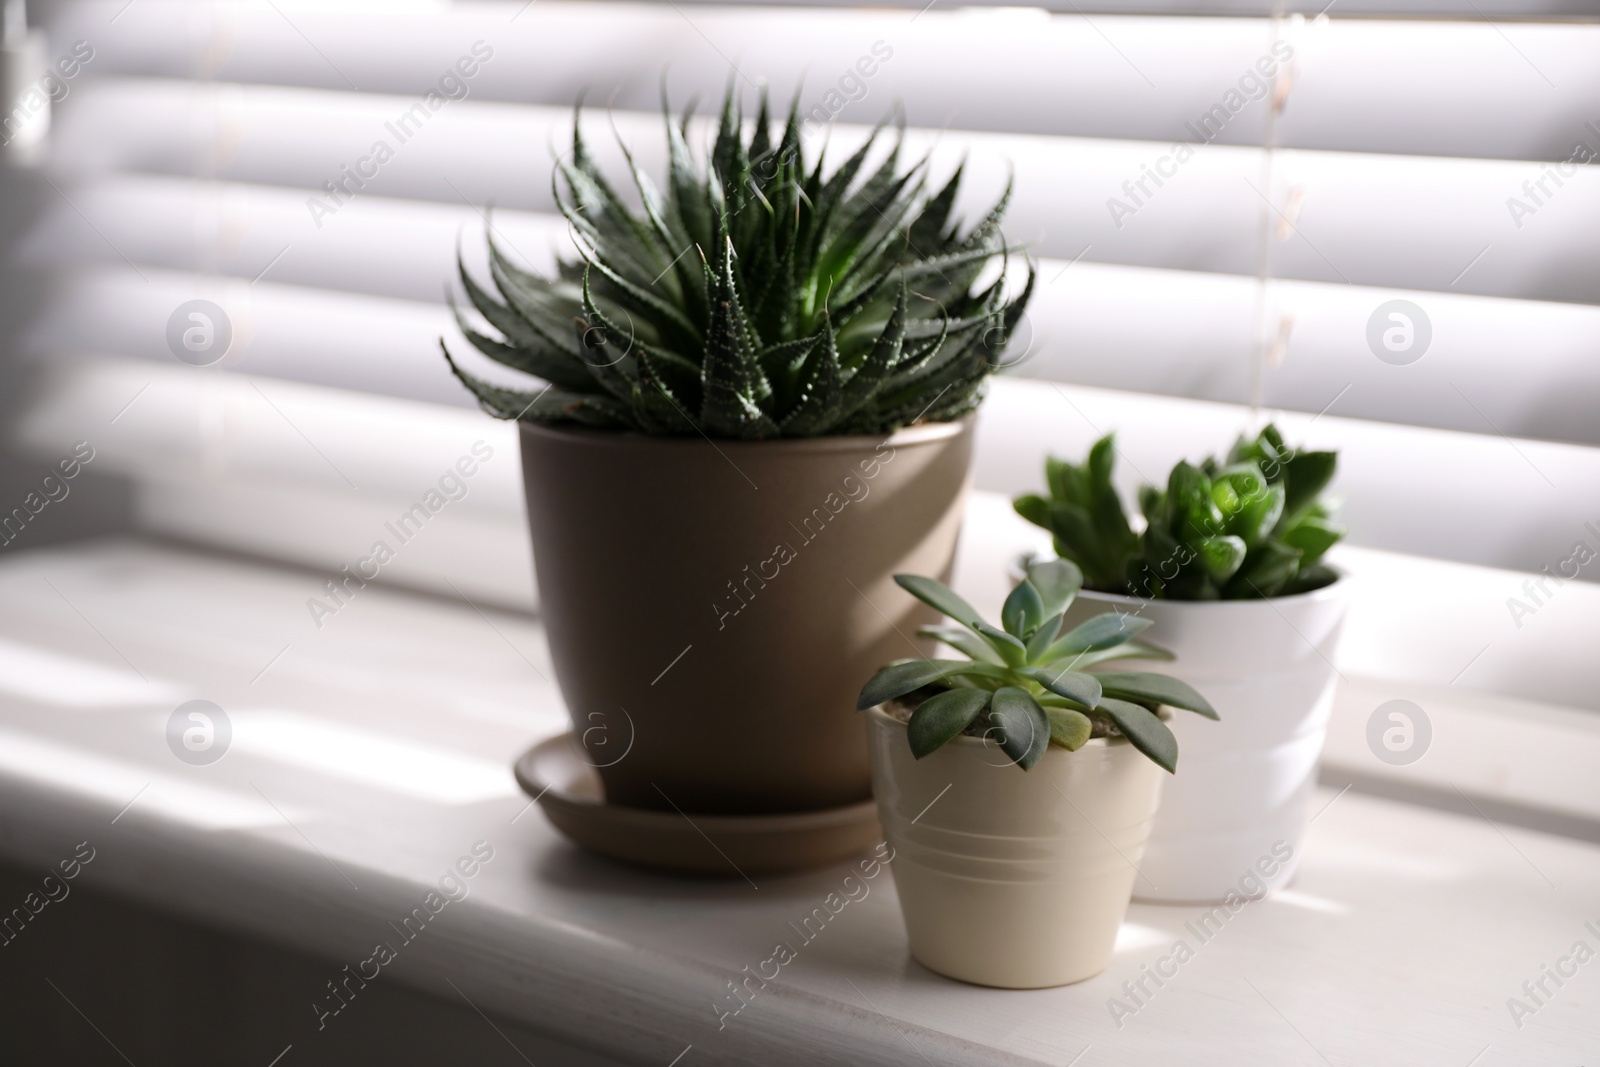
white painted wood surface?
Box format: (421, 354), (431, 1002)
(0, 538), (1594, 1065)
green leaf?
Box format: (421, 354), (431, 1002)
(1046, 455), (1084, 504)
(1195, 536), (1247, 585)
(664, 102), (712, 255)
(908, 159), (964, 250)
(1013, 494), (1051, 530)
(1039, 613), (1152, 663)
(1280, 516), (1343, 568)
(700, 240), (778, 439)
(1044, 706), (1093, 750)
(1065, 639), (1175, 668)
(486, 243), (586, 358)
(835, 284), (907, 421)
(907, 688), (991, 759)
(778, 316), (843, 435)
(1235, 483), (1286, 548)
(1025, 558), (1084, 617)
(1024, 612), (1064, 662)
(1093, 671), (1217, 719)
(1229, 540), (1302, 599)
(973, 621), (1028, 668)
(1020, 666), (1103, 708)
(1137, 485), (1162, 524)
(442, 345), (625, 427)
(711, 77), (749, 207)
(1095, 697), (1179, 774)
(856, 659), (1001, 710)
(916, 625), (1003, 666)
(1001, 579), (1045, 639)
(1169, 462), (1221, 544)
(894, 575), (984, 632)
(1017, 436), (1140, 595)
(1283, 450), (1337, 520)
(1043, 501), (1121, 591)
(1211, 465), (1266, 518)
(1282, 561), (1339, 595)
(987, 687), (1051, 770)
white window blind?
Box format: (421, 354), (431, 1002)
(10, 0), (1599, 604)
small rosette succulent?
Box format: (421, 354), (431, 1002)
(857, 559), (1216, 772)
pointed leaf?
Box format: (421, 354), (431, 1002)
(907, 688), (990, 759)
(1229, 540), (1302, 599)
(1014, 494), (1051, 531)
(917, 625), (1004, 666)
(1020, 666), (1103, 708)
(1196, 535), (1248, 585)
(700, 242), (778, 438)
(778, 316), (842, 435)
(1001, 579), (1045, 639)
(1040, 613), (1153, 663)
(442, 344), (629, 427)
(836, 285), (908, 420)
(1066, 640), (1175, 668)
(856, 659), (1001, 711)
(1283, 450), (1337, 520)
(973, 621), (1028, 667)
(1095, 697), (1178, 773)
(894, 574), (984, 632)
(987, 687), (1051, 770)
(1280, 516), (1343, 568)
(1023, 612), (1064, 663)
(1025, 558), (1084, 617)
(1094, 672), (1217, 719)
(908, 159), (965, 251)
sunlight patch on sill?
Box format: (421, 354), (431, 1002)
(1268, 889), (1351, 915)
(0, 637), (186, 708)
(230, 710), (519, 804)
(0, 728), (288, 829)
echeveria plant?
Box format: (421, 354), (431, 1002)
(856, 560), (1216, 772)
(1014, 426), (1342, 600)
(443, 83), (1033, 438)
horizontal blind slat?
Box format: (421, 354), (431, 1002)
(49, 81), (1600, 305)
(51, 1), (1600, 161)
(975, 378), (1600, 580)
(21, 360), (1600, 584)
(25, 249), (1600, 447)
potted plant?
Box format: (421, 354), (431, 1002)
(1013, 426), (1348, 903)
(856, 559), (1216, 988)
(441, 86), (1033, 830)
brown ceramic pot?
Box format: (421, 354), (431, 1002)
(518, 418), (973, 815)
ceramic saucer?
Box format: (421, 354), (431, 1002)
(513, 733), (882, 877)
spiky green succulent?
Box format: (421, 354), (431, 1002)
(442, 84), (1034, 438)
(857, 560), (1217, 773)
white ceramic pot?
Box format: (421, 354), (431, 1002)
(865, 705), (1164, 988)
(1060, 578), (1349, 904)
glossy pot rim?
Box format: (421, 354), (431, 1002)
(519, 414), (971, 454)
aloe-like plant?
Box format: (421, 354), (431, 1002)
(1014, 426), (1342, 600)
(856, 560), (1216, 773)
(442, 84), (1034, 438)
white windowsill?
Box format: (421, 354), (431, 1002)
(0, 528), (1595, 1065)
